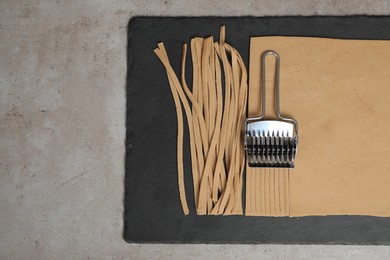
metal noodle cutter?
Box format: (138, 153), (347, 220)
(244, 50), (298, 168)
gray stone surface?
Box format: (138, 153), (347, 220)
(1, 0), (390, 259)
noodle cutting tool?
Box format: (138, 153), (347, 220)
(244, 50), (298, 168)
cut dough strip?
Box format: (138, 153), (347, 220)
(154, 46), (190, 215)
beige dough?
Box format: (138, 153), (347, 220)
(248, 36), (390, 217)
(155, 27), (248, 215)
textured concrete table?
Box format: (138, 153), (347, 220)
(1, 0), (390, 259)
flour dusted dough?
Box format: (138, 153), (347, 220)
(248, 36), (390, 217)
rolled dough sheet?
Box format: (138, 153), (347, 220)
(248, 36), (390, 217)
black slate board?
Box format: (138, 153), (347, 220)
(125, 16), (390, 244)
